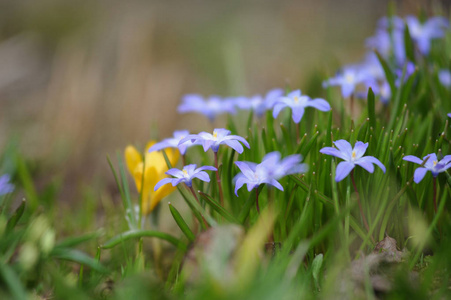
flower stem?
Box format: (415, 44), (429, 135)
(214, 152), (224, 207)
(296, 123), (300, 143)
(182, 154), (186, 167)
(188, 185), (209, 228)
(351, 170), (375, 243)
(433, 177), (437, 214)
(256, 188), (260, 214)
(350, 93), (354, 119)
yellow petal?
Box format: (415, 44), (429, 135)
(126, 141), (180, 216)
(125, 145), (143, 175)
(140, 166), (158, 215)
(132, 162), (146, 192)
(145, 183), (177, 215)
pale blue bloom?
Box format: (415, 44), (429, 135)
(234, 152), (308, 195)
(323, 66), (373, 98)
(406, 15), (449, 55)
(439, 69), (451, 87)
(154, 164), (217, 190)
(403, 153), (451, 183)
(320, 140), (386, 182)
(179, 128), (250, 153)
(366, 26), (405, 65)
(148, 130), (195, 155)
(234, 88), (284, 117)
(272, 90), (331, 123)
(0, 174), (14, 196)
(178, 94), (236, 121)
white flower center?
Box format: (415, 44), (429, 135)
(345, 73), (355, 84)
(352, 150), (356, 160)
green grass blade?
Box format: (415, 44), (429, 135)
(50, 248), (109, 273)
(55, 231), (102, 248)
(101, 230), (186, 251)
(5, 199), (25, 234)
(169, 203), (195, 242)
(198, 191), (239, 223)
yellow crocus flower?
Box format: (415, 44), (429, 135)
(125, 141), (179, 216)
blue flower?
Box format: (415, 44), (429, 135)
(439, 69), (451, 88)
(177, 94), (236, 121)
(234, 152), (308, 195)
(272, 90), (331, 123)
(323, 67), (373, 98)
(148, 130), (195, 155)
(403, 153), (451, 183)
(320, 140), (386, 182)
(0, 174), (14, 196)
(234, 88), (284, 117)
(154, 164), (217, 190)
(179, 128), (250, 153)
(366, 25), (405, 65)
(406, 15), (449, 55)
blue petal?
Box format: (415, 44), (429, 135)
(335, 161), (355, 182)
(333, 140), (353, 159)
(269, 179), (284, 191)
(414, 167), (428, 184)
(403, 155), (423, 165)
(234, 176), (248, 196)
(355, 158), (375, 173)
(235, 161), (256, 179)
(193, 171), (210, 183)
(223, 139), (244, 153)
(154, 178), (174, 191)
(353, 141), (369, 159)
(359, 156), (386, 173)
(319, 147), (347, 160)
(196, 165), (217, 172)
(291, 106), (305, 123)
(273, 103), (287, 118)
(287, 90), (301, 98)
(341, 83), (355, 98)
(166, 168), (185, 177)
(306, 98), (331, 111)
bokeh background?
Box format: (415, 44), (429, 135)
(0, 0), (447, 208)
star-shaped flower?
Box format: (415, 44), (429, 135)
(272, 90), (331, 123)
(320, 140), (386, 182)
(177, 94), (236, 121)
(323, 67), (374, 99)
(403, 153), (451, 183)
(406, 15), (449, 55)
(234, 152), (308, 195)
(154, 164), (217, 190)
(179, 128), (250, 153)
(234, 88), (284, 117)
(148, 130), (195, 155)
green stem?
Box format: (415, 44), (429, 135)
(188, 185), (209, 228)
(433, 177), (437, 214)
(351, 170), (375, 243)
(256, 188), (260, 214)
(214, 152), (224, 207)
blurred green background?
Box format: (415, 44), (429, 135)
(0, 0), (445, 204)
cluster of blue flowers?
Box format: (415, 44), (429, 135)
(323, 15), (449, 103)
(234, 152), (308, 195)
(177, 88), (330, 123)
(148, 14), (451, 208)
